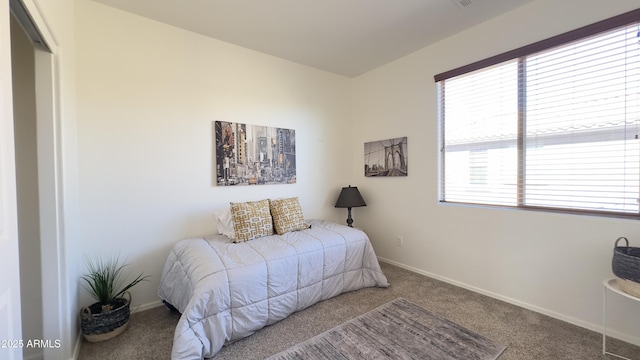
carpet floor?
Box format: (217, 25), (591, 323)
(78, 262), (640, 360)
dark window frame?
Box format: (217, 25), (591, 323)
(434, 9), (640, 82)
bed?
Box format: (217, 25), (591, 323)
(158, 213), (389, 359)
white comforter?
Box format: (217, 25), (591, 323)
(158, 219), (389, 359)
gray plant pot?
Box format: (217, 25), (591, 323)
(80, 296), (130, 343)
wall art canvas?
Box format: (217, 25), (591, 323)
(364, 137), (408, 177)
(215, 121), (296, 186)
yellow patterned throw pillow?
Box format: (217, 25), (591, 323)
(230, 199), (274, 242)
(269, 197), (308, 235)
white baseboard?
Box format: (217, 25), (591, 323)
(377, 256), (640, 347)
(131, 300), (163, 314)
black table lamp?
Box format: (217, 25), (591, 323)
(335, 185), (367, 227)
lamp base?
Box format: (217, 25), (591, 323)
(346, 207), (353, 227)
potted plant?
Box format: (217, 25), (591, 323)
(80, 255), (150, 342)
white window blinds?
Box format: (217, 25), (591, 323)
(437, 11), (640, 218)
(440, 61), (519, 206)
(524, 25), (640, 213)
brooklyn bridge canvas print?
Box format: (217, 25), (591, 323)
(364, 137), (408, 177)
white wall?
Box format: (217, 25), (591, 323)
(74, 0), (353, 309)
(352, 0), (640, 345)
(19, 0), (640, 356)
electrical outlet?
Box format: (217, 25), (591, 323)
(396, 235), (403, 247)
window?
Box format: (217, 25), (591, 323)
(436, 9), (640, 218)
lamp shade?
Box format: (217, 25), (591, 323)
(335, 185), (367, 208)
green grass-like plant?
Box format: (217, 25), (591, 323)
(81, 255), (150, 311)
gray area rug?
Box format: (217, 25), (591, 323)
(267, 297), (506, 360)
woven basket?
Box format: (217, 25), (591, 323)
(612, 237), (640, 298)
(81, 294), (130, 343)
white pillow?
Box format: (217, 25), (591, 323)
(214, 208), (235, 240)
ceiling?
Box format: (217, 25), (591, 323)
(91, 0), (534, 77)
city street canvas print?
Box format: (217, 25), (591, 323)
(364, 137), (408, 177)
(215, 121), (296, 186)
